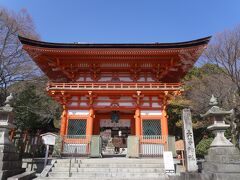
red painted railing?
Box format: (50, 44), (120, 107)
(47, 82), (182, 91)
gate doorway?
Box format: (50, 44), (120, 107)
(100, 125), (130, 157)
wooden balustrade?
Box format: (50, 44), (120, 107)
(47, 82), (181, 91)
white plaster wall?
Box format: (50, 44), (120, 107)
(79, 102), (88, 106)
(118, 102), (133, 106)
(141, 110), (162, 116)
(68, 110), (89, 115)
(138, 77), (145, 82)
(71, 96), (78, 100)
(97, 96), (110, 100)
(80, 97), (87, 100)
(119, 77), (132, 81)
(77, 77), (84, 81)
(119, 97), (133, 100)
(152, 103), (161, 107)
(68, 102), (78, 106)
(86, 77), (93, 81)
(98, 77), (112, 81)
(96, 102), (111, 106)
(143, 97), (150, 100)
(142, 102), (150, 107)
(146, 77), (154, 82)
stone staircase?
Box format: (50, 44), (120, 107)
(37, 158), (169, 180)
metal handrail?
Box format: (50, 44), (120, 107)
(68, 158), (72, 177)
(68, 147), (77, 177)
(40, 159), (57, 177)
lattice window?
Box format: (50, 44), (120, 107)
(142, 120), (161, 135)
(67, 119), (86, 135)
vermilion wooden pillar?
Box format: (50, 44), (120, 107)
(135, 108), (141, 136)
(131, 118), (135, 135)
(60, 106), (67, 136)
(86, 108), (94, 136)
(161, 109), (168, 136)
(93, 118), (100, 135)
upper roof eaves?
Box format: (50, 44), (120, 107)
(19, 36), (211, 49)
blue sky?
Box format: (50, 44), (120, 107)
(1, 0), (240, 43)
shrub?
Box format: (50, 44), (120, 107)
(196, 138), (213, 158)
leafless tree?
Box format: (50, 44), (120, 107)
(0, 7), (40, 105)
(201, 26), (240, 145)
(185, 69), (235, 111)
(204, 26), (240, 95)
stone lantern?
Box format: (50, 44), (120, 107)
(0, 93), (16, 145)
(200, 95), (240, 180)
(201, 95), (233, 147)
(0, 94), (24, 180)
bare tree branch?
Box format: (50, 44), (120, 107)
(0, 7), (41, 104)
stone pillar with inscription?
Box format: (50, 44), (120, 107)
(182, 108), (198, 172)
(0, 94), (24, 180)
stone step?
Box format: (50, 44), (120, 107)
(51, 167), (165, 173)
(37, 177), (168, 180)
(54, 163), (164, 168)
(39, 158), (169, 179)
(55, 158), (164, 164)
(48, 172), (166, 178)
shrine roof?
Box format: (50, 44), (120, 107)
(19, 36), (211, 82)
(19, 36), (211, 49)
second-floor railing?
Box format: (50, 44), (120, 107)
(47, 82), (182, 91)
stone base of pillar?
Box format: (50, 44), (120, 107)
(204, 146), (240, 163)
(169, 146), (240, 180)
(201, 146), (240, 179)
(0, 144), (24, 180)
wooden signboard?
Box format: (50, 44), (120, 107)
(40, 133), (57, 168)
(41, 133), (57, 146)
(163, 151), (175, 174)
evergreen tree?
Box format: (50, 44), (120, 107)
(13, 83), (60, 132)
